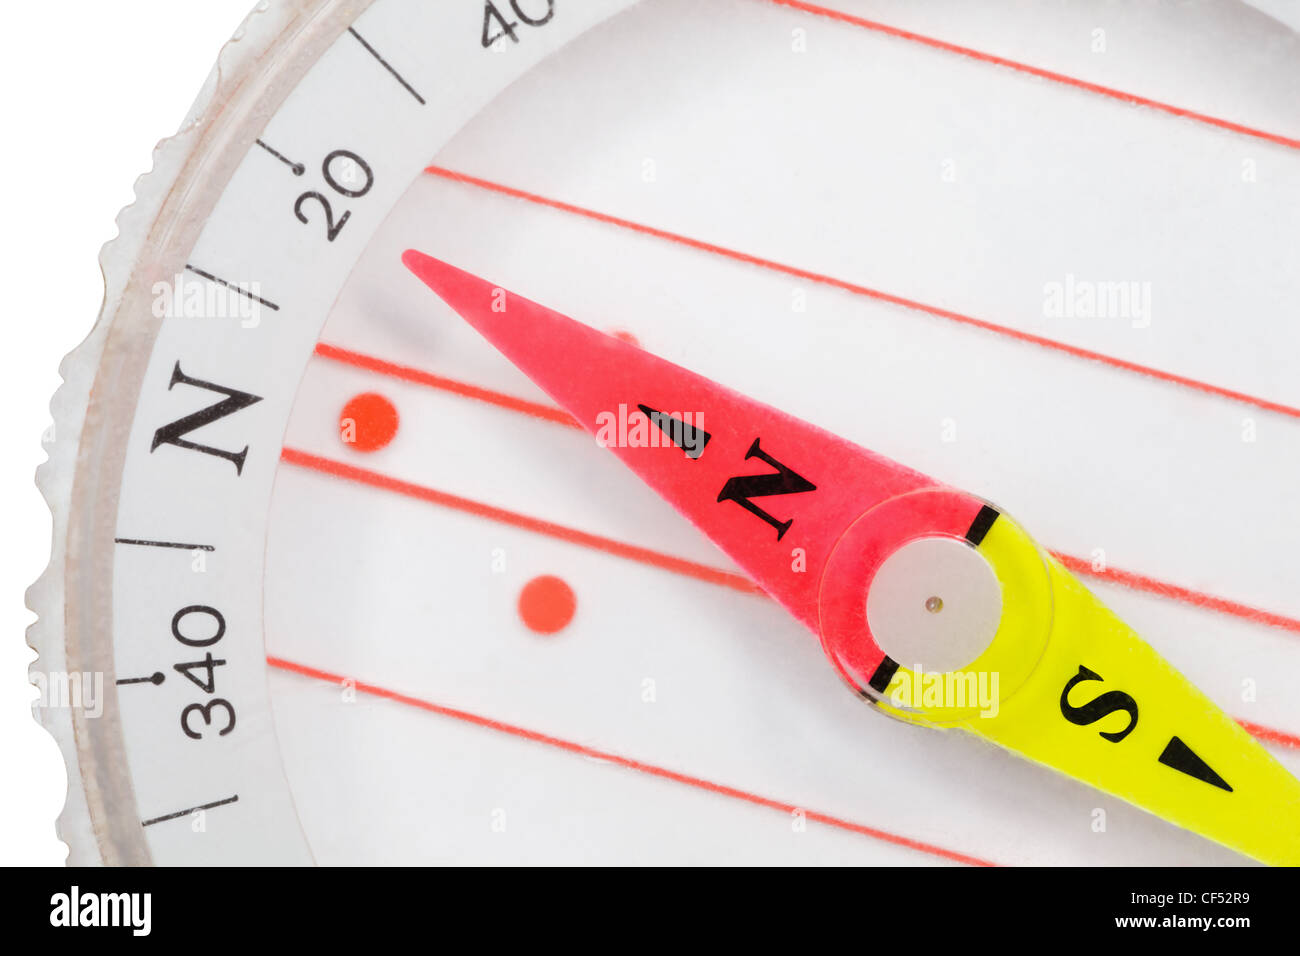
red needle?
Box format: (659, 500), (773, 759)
(406, 252), (1300, 868)
(402, 253), (983, 648)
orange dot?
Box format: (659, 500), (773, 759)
(517, 575), (576, 635)
(339, 392), (399, 452)
(609, 329), (641, 348)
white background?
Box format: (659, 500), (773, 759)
(0, 0), (255, 867)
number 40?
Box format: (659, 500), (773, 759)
(482, 0), (555, 47)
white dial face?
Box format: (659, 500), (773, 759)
(45, 0), (1300, 866)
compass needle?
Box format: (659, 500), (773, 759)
(402, 250), (937, 632)
(407, 252), (1300, 866)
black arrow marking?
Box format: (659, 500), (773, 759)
(637, 404), (712, 459)
(1158, 736), (1232, 792)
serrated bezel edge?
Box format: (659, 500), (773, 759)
(24, 0), (312, 867)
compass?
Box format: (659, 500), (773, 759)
(30, 0), (1300, 866)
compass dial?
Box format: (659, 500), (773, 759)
(32, 0), (1300, 866)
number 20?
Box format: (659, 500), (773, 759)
(294, 149), (375, 242)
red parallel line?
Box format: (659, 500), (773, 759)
(278, 446), (1300, 752)
(280, 446), (762, 596)
(1237, 719), (1300, 751)
(766, 0), (1300, 152)
(423, 164), (1300, 423)
(316, 343), (579, 429)
(1052, 553), (1300, 636)
(313, 342), (1300, 639)
(266, 653), (996, 866)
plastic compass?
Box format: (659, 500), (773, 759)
(30, 0), (1300, 866)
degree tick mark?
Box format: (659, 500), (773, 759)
(184, 265), (281, 312)
(348, 27), (426, 105)
(115, 537), (216, 553)
(141, 795), (239, 828)
(117, 672), (166, 687)
(255, 138), (305, 176)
